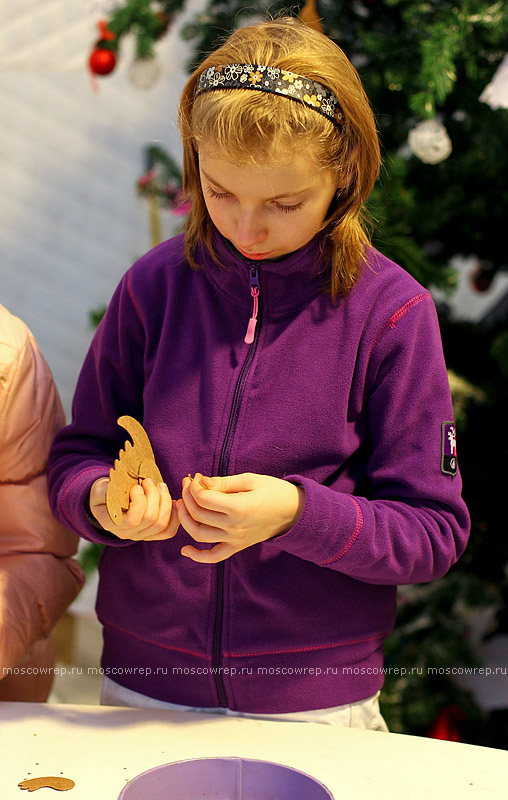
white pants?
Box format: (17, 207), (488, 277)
(101, 676), (388, 731)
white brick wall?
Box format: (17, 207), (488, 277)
(0, 0), (204, 415)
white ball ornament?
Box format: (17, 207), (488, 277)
(127, 57), (161, 89)
(408, 118), (452, 164)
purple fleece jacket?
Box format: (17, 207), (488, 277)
(48, 227), (469, 712)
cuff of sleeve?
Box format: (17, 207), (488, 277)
(56, 466), (133, 547)
(84, 493), (125, 545)
(267, 474), (363, 567)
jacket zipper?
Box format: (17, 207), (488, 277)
(212, 265), (263, 706)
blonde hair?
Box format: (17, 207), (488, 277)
(178, 15), (380, 299)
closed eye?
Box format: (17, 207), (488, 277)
(277, 201), (304, 213)
(205, 186), (304, 213)
(206, 186), (230, 200)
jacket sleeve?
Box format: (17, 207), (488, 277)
(272, 293), (470, 585)
(47, 272), (146, 545)
(0, 310), (84, 674)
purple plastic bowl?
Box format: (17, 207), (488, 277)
(118, 757), (335, 800)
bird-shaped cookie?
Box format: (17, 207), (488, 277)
(105, 416), (163, 525)
(18, 776), (75, 792)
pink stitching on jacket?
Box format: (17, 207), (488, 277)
(366, 291), (430, 369)
(388, 291), (429, 328)
(320, 496), (364, 565)
(223, 629), (392, 659)
(103, 618), (212, 660)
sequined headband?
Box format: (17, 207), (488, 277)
(195, 64), (344, 130)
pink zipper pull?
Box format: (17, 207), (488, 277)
(244, 286), (259, 344)
(244, 267), (260, 344)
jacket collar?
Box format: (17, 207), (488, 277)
(195, 226), (330, 318)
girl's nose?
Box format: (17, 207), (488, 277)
(235, 211), (268, 248)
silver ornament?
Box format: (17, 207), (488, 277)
(408, 118), (452, 165)
(127, 58), (161, 90)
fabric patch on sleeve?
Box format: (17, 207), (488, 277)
(441, 422), (457, 476)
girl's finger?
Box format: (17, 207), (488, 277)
(121, 483), (148, 527)
(177, 498), (228, 543)
(143, 500), (181, 541)
(181, 542), (236, 563)
(141, 478), (165, 525)
(182, 477), (228, 526)
(140, 482), (173, 536)
(201, 473), (255, 494)
(154, 481), (172, 525)
(185, 473), (241, 515)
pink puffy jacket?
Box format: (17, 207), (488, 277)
(0, 304), (84, 701)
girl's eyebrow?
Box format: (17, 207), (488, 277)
(201, 168), (311, 200)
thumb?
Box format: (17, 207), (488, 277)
(206, 472), (255, 493)
(90, 477), (109, 507)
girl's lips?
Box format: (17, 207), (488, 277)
(238, 248), (274, 260)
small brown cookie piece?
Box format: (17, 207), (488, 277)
(18, 776), (75, 791)
(106, 416), (163, 525)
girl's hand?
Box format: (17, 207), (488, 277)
(176, 472), (305, 563)
(89, 477), (180, 541)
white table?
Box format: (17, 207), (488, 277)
(0, 702), (507, 799)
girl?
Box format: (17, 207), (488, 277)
(48, 16), (469, 729)
(0, 304), (83, 702)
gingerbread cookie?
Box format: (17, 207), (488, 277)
(106, 416), (163, 525)
(18, 776), (75, 791)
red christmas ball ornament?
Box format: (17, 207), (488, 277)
(89, 47), (116, 76)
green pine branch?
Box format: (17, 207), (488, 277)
(104, 0), (187, 58)
(410, 21), (461, 117)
